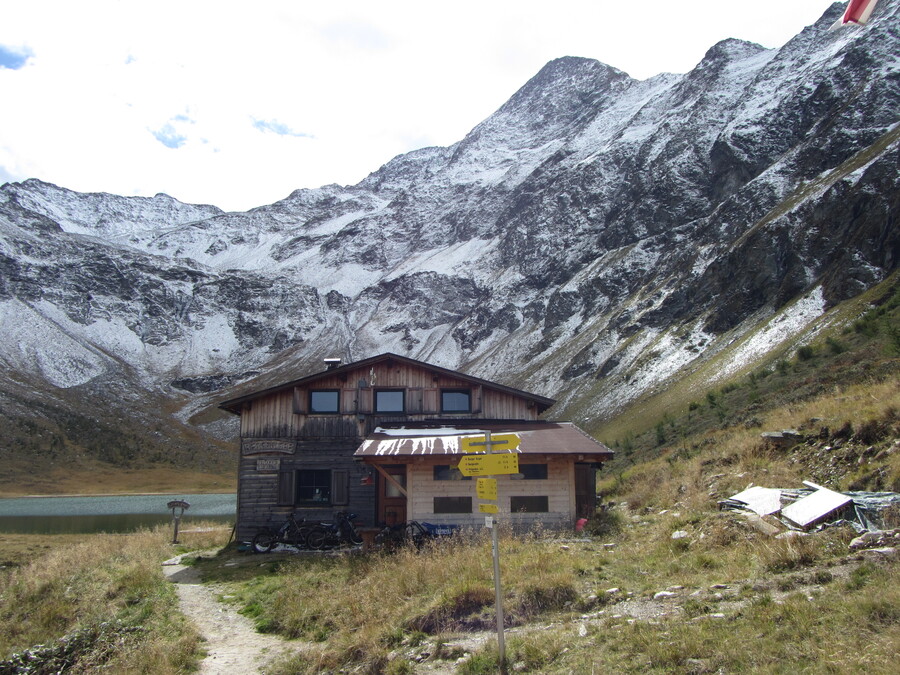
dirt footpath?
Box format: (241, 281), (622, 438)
(162, 554), (303, 674)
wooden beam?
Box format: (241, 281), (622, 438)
(371, 463), (408, 498)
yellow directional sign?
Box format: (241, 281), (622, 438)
(476, 478), (498, 500)
(460, 433), (521, 453)
(457, 452), (519, 477)
(479, 503), (499, 514)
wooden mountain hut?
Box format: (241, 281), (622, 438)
(218, 353), (613, 540)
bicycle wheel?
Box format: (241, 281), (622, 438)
(252, 530), (277, 553)
(306, 526), (332, 550)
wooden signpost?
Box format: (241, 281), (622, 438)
(167, 499), (190, 544)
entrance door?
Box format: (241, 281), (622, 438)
(378, 465), (407, 526)
(574, 463), (597, 519)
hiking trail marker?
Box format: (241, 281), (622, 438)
(457, 452), (519, 477)
(461, 432), (521, 453)
(457, 430), (518, 673)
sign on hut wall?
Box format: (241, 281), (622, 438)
(242, 439), (295, 456)
(256, 458), (281, 472)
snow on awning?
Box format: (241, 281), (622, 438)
(354, 422), (613, 459)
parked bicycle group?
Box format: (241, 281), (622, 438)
(251, 511), (457, 553)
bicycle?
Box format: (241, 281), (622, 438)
(251, 512), (312, 553)
(306, 511), (363, 550)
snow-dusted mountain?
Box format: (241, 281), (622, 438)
(1, 2), (898, 476)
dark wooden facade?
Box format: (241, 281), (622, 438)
(220, 353), (555, 540)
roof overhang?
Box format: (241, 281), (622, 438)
(354, 421), (613, 461)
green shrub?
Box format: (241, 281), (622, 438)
(586, 508), (624, 537)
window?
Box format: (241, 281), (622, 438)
(375, 389), (405, 413)
(519, 464), (548, 480)
(309, 390), (340, 413)
(510, 496), (549, 512)
(297, 469), (331, 504)
(278, 469), (348, 507)
(433, 496), (472, 514)
(441, 389), (471, 413)
(433, 465), (472, 481)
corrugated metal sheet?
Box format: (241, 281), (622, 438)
(354, 421), (613, 459)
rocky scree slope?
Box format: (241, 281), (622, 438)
(0, 2), (898, 473)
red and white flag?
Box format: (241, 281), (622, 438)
(830, 0), (880, 29)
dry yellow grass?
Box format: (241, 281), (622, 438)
(0, 523), (230, 673)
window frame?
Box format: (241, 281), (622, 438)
(308, 389), (341, 414)
(433, 496), (473, 514)
(374, 388), (406, 413)
(295, 469), (333, 505)
(518, 464), (548, 480)
(510, 495), (549, 512)
(440, 388), (472, 413)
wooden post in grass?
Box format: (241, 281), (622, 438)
(486, 430), (507, 674)
(167, 500), (190, 544)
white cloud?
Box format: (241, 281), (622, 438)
(0, 0), (838, 211)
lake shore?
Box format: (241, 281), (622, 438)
(0, 463), (235, 499)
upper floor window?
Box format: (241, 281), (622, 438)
(441, 389), (471, 413)
(374, 389), (405, 413)
(309, 390), (340, 413)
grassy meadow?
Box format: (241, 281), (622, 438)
(0, 525), (228, 674)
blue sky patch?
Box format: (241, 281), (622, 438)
(151, 123), (187, 149)
(252, 118), (313, 138)
(0, 45), (33, 70)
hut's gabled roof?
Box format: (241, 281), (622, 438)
(218, 352), (556, 415)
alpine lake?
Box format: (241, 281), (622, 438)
(0, 493), (236, 534)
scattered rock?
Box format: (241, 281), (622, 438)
(671, 530), (689, 539)
(654, 591), (677, 600)
(861, 546), (897, 559)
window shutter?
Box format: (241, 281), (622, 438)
(341, 388), (356, 413)
(277, 470), (295, 506)
(471, 385), (483, 413)
(331, 469), (349, 506)
(423, 388), (439, 414)
(293, 387), (306, 414)
(407, 388), (423, 413)
(358, 388), (372, 413)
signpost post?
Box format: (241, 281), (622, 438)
(456, 430), (520, 675)
(167, 500), (190, 544)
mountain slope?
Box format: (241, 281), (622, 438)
(0, 1), (898, 489)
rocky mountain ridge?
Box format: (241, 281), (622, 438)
(0, 1), (898, 477)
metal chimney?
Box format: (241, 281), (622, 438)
(324, 357), (342, 370)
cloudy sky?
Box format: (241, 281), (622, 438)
(0, 1), (839, 212)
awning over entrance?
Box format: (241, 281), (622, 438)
(354, 421), (613, 460)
